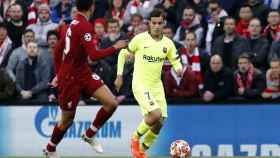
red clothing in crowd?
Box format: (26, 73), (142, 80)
(236, 19), (250, 37)
(164, 67), (199, 97)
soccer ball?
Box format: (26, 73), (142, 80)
(170, 140), (191, 158)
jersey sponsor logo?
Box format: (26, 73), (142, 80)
(84, 33), (92, 42)
(143, 55), (165, 63)
(35, 106), (122, 139)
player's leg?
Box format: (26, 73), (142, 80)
(44, 79), (81, 157)
(131, 89), (163, 158)
(84, 85), (123, 139)
(46, 110), (75, 152)
(142, 117), (165, 151)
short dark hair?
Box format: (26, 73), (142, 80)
(47, 30), (59, 41)
(0, 22), (7, 29)
(224, 16), (236, 24)
(240, 4), (252, 10)
(184, 6), (195, 12)
(149, 9), (165, 20)
(185, 31), (197, 39)
(76, 0), (94, 12)
(268, 9), (280, 15)
(270, 58), (280, 64)
(23, 29), (34, 35)
(208, 0), (221, 6)
(131, 13), (143, 21)
(107, 18), (119, 26)
(238, 53), (251, 62)
(163, 24), (175, 33)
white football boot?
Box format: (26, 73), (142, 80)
(81, 133), (103, 153)
(43, 149), (60, 158)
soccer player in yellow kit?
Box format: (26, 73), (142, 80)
(115, 9), (183, 158)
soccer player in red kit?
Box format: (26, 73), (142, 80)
(43, 0), (128, 157)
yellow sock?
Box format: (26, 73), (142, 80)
(133, 120), (151, 139)
(142, 130), (158, 150)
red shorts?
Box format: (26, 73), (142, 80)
(58, 73), (104, 111)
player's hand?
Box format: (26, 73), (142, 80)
(48, 94), (57, 102)
(127, 53), (135, 62)
(238, 88), (245, 95)
(176, 69), (184, 78)
(113, 40), (128, 49)
(203, 91), (214, 102)
(49, 76), (58, 88)
(114, 75), (123, 92)
(21, 90), (32, 99)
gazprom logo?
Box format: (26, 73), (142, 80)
(35, 106), (121, 139)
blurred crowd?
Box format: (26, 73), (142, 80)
(0, 0), (280, 103)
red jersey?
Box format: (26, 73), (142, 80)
(54, 13), (116, 80)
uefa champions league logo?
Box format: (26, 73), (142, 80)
(35, 106), (59, 138)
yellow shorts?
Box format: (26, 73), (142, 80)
(132, 86), (167, 117)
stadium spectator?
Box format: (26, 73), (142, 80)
(123, 0), (160, 25)
(179, 32), (209, 90)
(262, 58), (280, 99)
(125, 13), (143, 39)
(6, 29), (35, 75)
(247, 18), (269, 71)
(0, 22), (13, 68)
(202, 10), (225, 53)
(0, 68), (16, 101)
(56, 6), (77, 40)
(101, 18), (127, 62)
(263, 10), (280, 44)
(27, 4), (58, 48)
(202, 55), (234, 102)
(51, 0), (73, 24)
(44, 30), (57, 78)
(105, 0), (126, 27)
(268, 40), (280, 62)
(100, 18), (127, 89)
(212, 17), (250, 70)
(93, 18), (107, 45)
(163, 24), (183, 49)
(219, 0), (245, 16)
(248, 0), (270, 26)
(91, 0), (110, 20)
(6, 3), (27, 49)
(0, 0), (28, 22)
(236, 5), (253, 37)
(164, 63), (199, 98)
(133, 21), (148, 36)
(15, 41), (50, 101)
(174, 7), (203, 46)
(160, 0), (178, 28)
(27, 0), (47, 25)
(234, 53), (265, 99)
(207, 0), (228, 20)
(45, 30), (58, 102)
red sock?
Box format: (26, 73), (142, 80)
(85, 107), (116, 138)
(46, 125), (67, 152)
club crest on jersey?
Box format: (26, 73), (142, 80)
(84, 33), (92, 42)
(163, 47), (167, 53)
(92, 74), (100, 80)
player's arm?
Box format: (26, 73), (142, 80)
(115, 36), (138, 92)
(167, 41), (183, 76)
(53, 36), (65, 74)
(81, 30), (127, 61)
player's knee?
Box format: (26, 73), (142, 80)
(103, 99), (118, 112)
(150, 110), (162, 122)
(59, 118), (74, 130)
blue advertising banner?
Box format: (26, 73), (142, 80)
(0, 104), (279, 157)
(150, 105), (280, 157)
